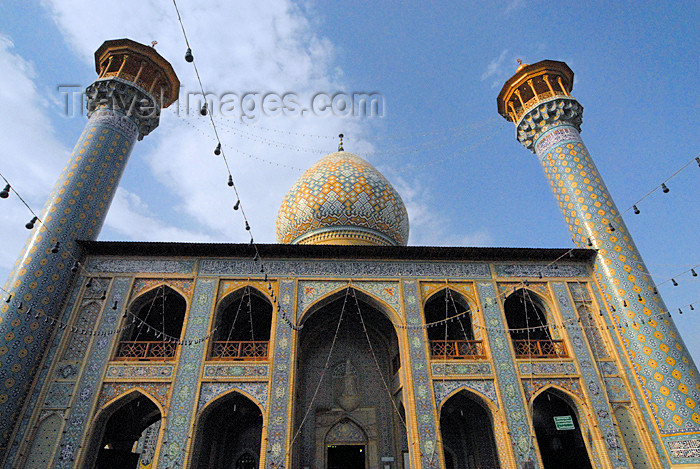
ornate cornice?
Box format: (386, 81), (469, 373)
(86, 77), (160, 140)
(516, 97), (583, 152)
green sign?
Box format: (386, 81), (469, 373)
(553, 415), (575, 430)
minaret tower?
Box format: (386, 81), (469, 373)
(498, 60), (700, 457)
(0, 39), (179, 452)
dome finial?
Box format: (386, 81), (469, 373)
(338, 133), (344, 152)
(515, 58), (528, 72)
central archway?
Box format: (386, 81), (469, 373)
(293, 288), (406, 468)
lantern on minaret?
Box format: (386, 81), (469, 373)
(0, 39), (179, 452)
(497, 60), (700, 455)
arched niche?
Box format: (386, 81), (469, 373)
(531, 388), (593, 469)
(82, 390), (163, 469)
(613, 405), (652, 468)
(294, 288), (406, 469)
(189, 391), (263, 469)
(424, 288), (482, 359)
(115, 286), (187, 360)
(24, 412), (63, 468)
(439, 389), (501, 469)
(209, 286), (272, 360)
(504, 289), (564, 358)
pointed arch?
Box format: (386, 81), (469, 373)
(325, 416), (368, 444)
(209, 286), (272, 360)
(188, 390), (263, 469)
(24, 412), (64, 468)
(197, 386), (266, 417)
(438, 385), (498, 414)
(81, 389), (163, 468)
(531, 386), (594, 469)
(504, 288), (565, 358)
(423, 287), (482, 359)
(612, 404), (653, 469)
(115, 286), (187, 360)
(439, 389), (501, 469)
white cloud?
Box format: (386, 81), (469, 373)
(41, 0), (374, 245)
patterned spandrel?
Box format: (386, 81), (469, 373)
(276, 152), (409, 245)
(402, 280), (441, 468)
(156, 278), (217, 468)
(516, 97), (700, 453)
(476, 282), (535, 467)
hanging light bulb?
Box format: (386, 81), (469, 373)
(4, 294), (11, 303)
(253, 252), (259, 262)
(245, 221), (250, 231)
(200, 102), (208, 116)
(692, 269), (698, 277)
(637, 294), (643, 302)
(185, 47), (194, 63)
(691, 304), (695, 311)
(71, 262), (79, 273)
(653, 287), (658, 294)
(112, 301), (118, 310)
(661, 183), (669, 193)
(233, 200), (240, 210)
(51, 241), (60, 254)
(672, 278), (678, 286)
(85, 278), (92, 289)
(100, 291), (106, 300)
(608, 222), (615, 232)
(633, 205), (640, 215)
(249, 237), (254, 247)
(0, 184), (10, 199)
(679, 308), (683, 315)
(25, 216), (38, 229)
(696, 157), (700, 167)
(623, 300), (628, 307)
(227, 175), (233, 187)
(214, 143), (221, 155)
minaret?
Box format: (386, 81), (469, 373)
(497, 61), (700, 453)
(0, 39), (179, 451)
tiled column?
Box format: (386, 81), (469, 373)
(157, 277), (217, 468)
(262, 279), (296, 468)
(402, 280), (442, 469)
(0, 39), (178, 457)
(499, 62), (700, 461)
(476, 281), (540, 467)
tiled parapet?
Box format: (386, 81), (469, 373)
(0, 39), (178, 457)
(502, 72), (700, 457)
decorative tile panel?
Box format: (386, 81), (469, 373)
(519, 362), (576, 375)
(202, 364), (269, 378)
(96, 382), (169, 410)
(105, 364), (174, 380)
(200, 258), (491, 278)
(604, 377), (631, 403)
(431, 362), (492, 377)
(87, 258), (195, 274)
(495, 263), (587, 278)
(297, 280), (400, 317)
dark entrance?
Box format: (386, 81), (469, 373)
(328, 445), (365, 469)
(532, 390), (592, 469)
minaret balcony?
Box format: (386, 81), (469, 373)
(512, 339), (567, 359)
(209, 340), (269, 361)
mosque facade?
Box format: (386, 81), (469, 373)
(0, 39), (699, 469)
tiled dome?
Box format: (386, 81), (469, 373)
(276, 151), (409, 246)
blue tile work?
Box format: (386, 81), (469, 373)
(156, 277), (217, 469)
(589, 283), (671, 468)
(433, 379), (498, 408)
(476, 282), (537, 466)
(53, 276), (129, 468)
(262, 279), (295, 468)
(515, 96), (700, 457)
(553, 282), (630, 468)
(6, 278), (82, 465)
(402, 280), (441, 468)
(0, 106), (138, 454)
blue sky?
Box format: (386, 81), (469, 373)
(0, 1), (698, 360)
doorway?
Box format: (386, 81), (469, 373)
(328, 445), (365, 469)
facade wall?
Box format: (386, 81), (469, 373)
(11, 254), (669, 468)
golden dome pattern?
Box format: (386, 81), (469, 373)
(276, 151), (409, 246)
